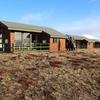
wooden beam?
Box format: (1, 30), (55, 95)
(30, 33), (32, 49)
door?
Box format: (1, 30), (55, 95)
(58, 39), (60, 51)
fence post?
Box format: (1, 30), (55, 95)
(12, 43), (14, 53)
(30, 33), (32, 50)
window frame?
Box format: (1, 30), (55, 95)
(53, 37), (59, 43)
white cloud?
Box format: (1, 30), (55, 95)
(21, 13), (44, 22)
(83, 34), (100, 40)
(20, 10), (54, 24)
(54, 17), (100, 40)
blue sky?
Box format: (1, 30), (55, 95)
(0, 0), (100, 39)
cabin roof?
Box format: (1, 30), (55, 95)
(65, 35), (88, 40)
(67, 35), (99, 42)
(0, 20), (65, 38)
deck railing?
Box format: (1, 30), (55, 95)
(13, 43), (50, 52)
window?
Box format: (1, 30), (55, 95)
(0, 34), (2, 38)
(42, 40), (46, 44)
(23, 33), (30, 46)
(14, 32), (22, 47)
(5, 39), (8, 43)
(0, 39), (2, 43)
(53, 38), (59, 43)
(14, 32), (31, 47)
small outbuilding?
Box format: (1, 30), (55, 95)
(66, 35), (100, 49)
(87, 39), (100, 49)
(94, 41), (100, 48)
(70, 35), (88, 49)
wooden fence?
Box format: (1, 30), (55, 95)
(13, 43), (50, 52)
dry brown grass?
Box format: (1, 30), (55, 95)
(0, 49), (100, 100)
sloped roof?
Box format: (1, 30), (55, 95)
(70, 35), (88, 40)
(0, 20), (65, 38)
(87, 39), (100, 42)
(65, 34), (69, 39)
(67, 35), (99, 42)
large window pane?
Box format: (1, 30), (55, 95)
(14, 32), (22, 46)
(0, 33), (2, 43)
(0, 34), (2, 38)
(23, 33), (30, 47)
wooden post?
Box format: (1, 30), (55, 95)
(30, 33), (32, 50)
(10, 32), (15, 52)
(21, 32), (23, 50)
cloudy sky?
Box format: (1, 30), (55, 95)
(0, 0), (100, 39)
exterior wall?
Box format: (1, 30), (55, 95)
(49, 37), (66, 52)
(87, 42), (94, 49)
(94, 42), (100, 48)
(37, 32), (50, 43)
(0, 28), (4, 51)
(50, 38), (58, 52)
(75, 40), (88, 49)
(2, 29), (10, 52)
(10, 32), (15, 52)
(59, 38), (66, 51)
(4, 31), (66, 52)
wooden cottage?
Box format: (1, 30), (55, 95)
(87, 39), (100, 49)
(68, 35), (88, 49)
(0, 21), (66, 52)
(66, 35), (100, 49)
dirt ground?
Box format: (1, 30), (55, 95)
(0, 49), (100, 100)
